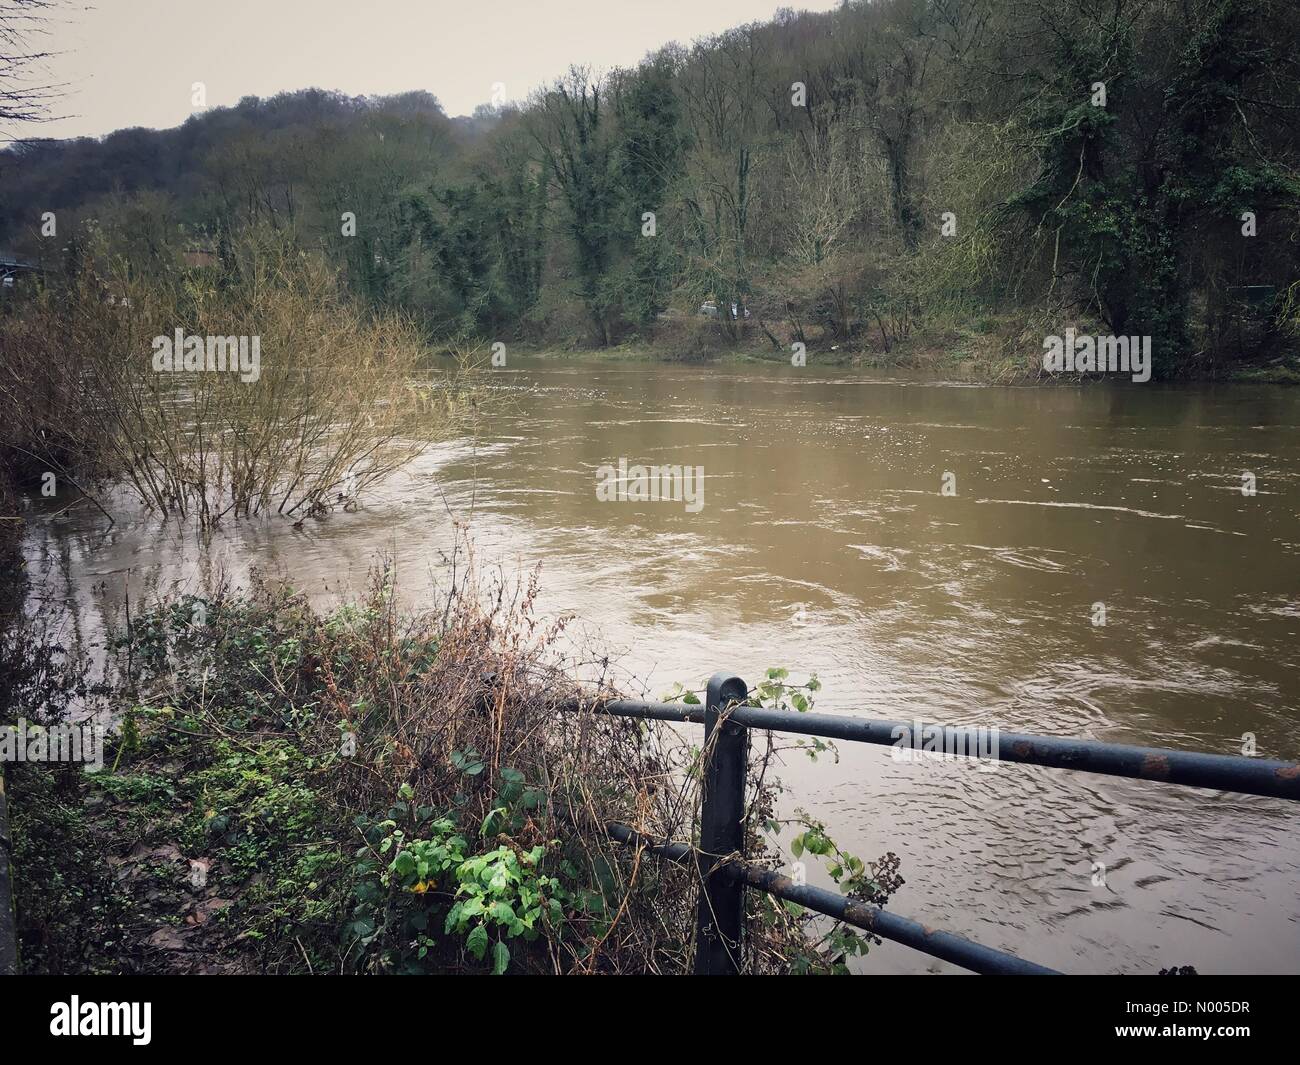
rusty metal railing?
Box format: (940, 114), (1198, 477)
(564, 672), (1300, 975)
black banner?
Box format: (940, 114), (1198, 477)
(0, 975), (1293, 1051)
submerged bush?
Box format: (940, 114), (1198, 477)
(0, 225), (476, 525)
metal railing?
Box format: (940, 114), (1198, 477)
(565, 672), (1300, 975)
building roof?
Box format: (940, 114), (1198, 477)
(0, 253), (43, 272)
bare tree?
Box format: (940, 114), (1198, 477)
(0, 0), (65, 135)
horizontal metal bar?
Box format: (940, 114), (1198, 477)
(605, 819), (693, 863)
(736, 864), (1060, 975)
(563, 699), (1300, 800)
(603, 820), (1059, 975)
(598, 699), (699, 724)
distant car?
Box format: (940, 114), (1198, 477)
(698, 299), (750, 320)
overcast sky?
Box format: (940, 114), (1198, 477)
(28, 0), (841, 140)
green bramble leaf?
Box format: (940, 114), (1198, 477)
(466, 924), (489, 961)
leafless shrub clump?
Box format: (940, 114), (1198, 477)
(0, 225), (476, 526)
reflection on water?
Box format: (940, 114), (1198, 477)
(23, 359), (1300, 974)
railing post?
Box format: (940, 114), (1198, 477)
(694, 671), (749, 975)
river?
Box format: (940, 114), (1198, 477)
(23, 357), (1300, 974)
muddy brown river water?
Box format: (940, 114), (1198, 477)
(24, 358), (1300, 973)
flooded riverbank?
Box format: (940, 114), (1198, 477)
(22, 359), (1300, 973)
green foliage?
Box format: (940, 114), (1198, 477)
(6, 760), (134, 974)
(768, 812), (904, 976)
(751, 667), (831, 760)
(348, 796), (468, 972)
(183, 740), (325, 875)
(1005, 0), (1300, 373)
(445, 843), (569, 975)
(450, 747), (485, 776)
(535, 71), (624, 344)
(742, 668), (906, 974)
(348, 771), (567, 974)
